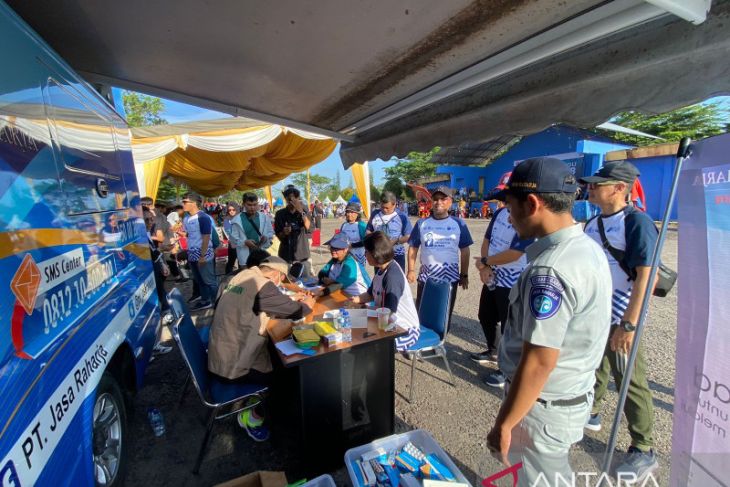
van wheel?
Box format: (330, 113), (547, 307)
(93, 373), (128, 487)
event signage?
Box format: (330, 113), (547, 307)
(672, 133), (730, 486)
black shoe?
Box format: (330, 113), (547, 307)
(187, 295), (201, 304)
(470, 349), (498, 364)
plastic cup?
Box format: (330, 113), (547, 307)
(376, 308), (390, 330)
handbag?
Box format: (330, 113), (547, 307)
(595, 217), (676, 297)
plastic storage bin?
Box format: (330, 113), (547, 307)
(300, 475), (336, 487)
(344, 429), (472, 487)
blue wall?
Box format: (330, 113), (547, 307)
(435, 125), (633, 196)
(628, 155), (678, 221)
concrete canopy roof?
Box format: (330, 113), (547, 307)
(7, 0), (729, 167)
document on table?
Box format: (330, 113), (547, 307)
(348, 309), (369, 328)
(275, 339), (315, 356)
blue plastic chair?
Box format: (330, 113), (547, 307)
(171, 312), (267, 474)
(405, 279), (455, 402)
(167, 288), (211, 344)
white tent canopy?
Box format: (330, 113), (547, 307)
(334, 196), (347, 205)
(323, 197), (332, 204)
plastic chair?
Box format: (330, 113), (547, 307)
(405, 279), (455, 402)
(171, 313), (268, 474)
(167, 288), (211, 345)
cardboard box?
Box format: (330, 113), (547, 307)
(214, 471), (288, 487)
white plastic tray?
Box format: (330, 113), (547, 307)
(344, 429), (472, 487)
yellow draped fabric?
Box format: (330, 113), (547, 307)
(264, 186), (273, 208)
(132, 122), (337, 198)
(351, 161), (371, 218)
(143, 157), (166, 202)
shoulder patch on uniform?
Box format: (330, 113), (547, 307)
(529, 275), (563, 320)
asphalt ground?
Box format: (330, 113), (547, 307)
(126, 216), (677, 486)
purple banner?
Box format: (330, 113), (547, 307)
(672, 133), (730, 486)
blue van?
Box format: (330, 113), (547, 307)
(0, 3), (159, 485)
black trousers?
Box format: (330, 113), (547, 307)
(477, 285), (510, 350)
(416, 280), (459, 330)
(225, 246), (238, 274)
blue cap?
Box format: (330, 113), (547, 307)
(324, 232), (350, 249)
(495, 157), (578, 200)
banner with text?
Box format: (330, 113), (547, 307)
(672, 133), (730, 486)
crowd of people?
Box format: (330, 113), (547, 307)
(140, 158), (659, 483)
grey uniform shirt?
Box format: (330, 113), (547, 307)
(498, 224), (612, 401)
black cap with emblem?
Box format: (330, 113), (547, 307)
(494, 157), (578, 200)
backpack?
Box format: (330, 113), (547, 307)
(591, 214), (677, 297)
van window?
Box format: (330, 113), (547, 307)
(44, 78), (127, 215)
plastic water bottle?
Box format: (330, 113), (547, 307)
(335, 308), (345, 330)
(486, 266), (497, 291)
(148, 408), (165, 437)
(341, 310), (352, 343)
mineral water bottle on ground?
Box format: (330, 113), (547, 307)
(148, 408), (165, 437)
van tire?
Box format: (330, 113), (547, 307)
(92, 373), (128, 487)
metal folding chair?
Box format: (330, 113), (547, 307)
(171, 313), (267, 474)
(405, 279), (456, 402)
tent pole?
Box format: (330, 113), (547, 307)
(599, 137), (691, 482)
(307, 169), (311, 206)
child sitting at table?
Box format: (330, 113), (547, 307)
(317, 233), (371, 296)
(350, 231), (420, 351)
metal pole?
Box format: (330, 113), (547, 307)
(600, 137), (691, 478)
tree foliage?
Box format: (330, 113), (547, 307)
(341, 187), (355, 201)
(601, 103), (729, 147)
(384, 147), (441, 182)
(290, 172), (332, 202)
(122, 91), (167, 127)
(156, 176), (187, 203)
(382, 178), (405, 199)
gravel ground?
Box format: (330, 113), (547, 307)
(126, 217), (677, 486)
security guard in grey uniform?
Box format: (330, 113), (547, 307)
(486, 157), (612, 486)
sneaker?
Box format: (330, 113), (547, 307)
(615, 447), (659, 482)
(153, 343), (173, 356)
(585, 413), (602, 432)
(470, 349), (498, 364)
(190, 301), (213, 311)
(187, 295), (201, 304)
(237, 410), (269, 442)
(244, 422), (270, 442)
(484, 370), (506, 388)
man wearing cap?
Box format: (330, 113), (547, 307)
(275, 185), (312, 275)
(407, 186), (473, 325)
(580, 161), (659, 479)
(367, 191), (413, 271)
(486, 158), (611, 485)
(208, 255), (315, 441)
(339, 203), (368, 265)
(317, 233), (371, 296)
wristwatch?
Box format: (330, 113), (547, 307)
(460, 273), (469, 279)
(480, 256), (488, 266)
(619, 320), (637, 332)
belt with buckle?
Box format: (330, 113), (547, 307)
(536, 393), (589, 407)
(505, 378), (588, 407)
